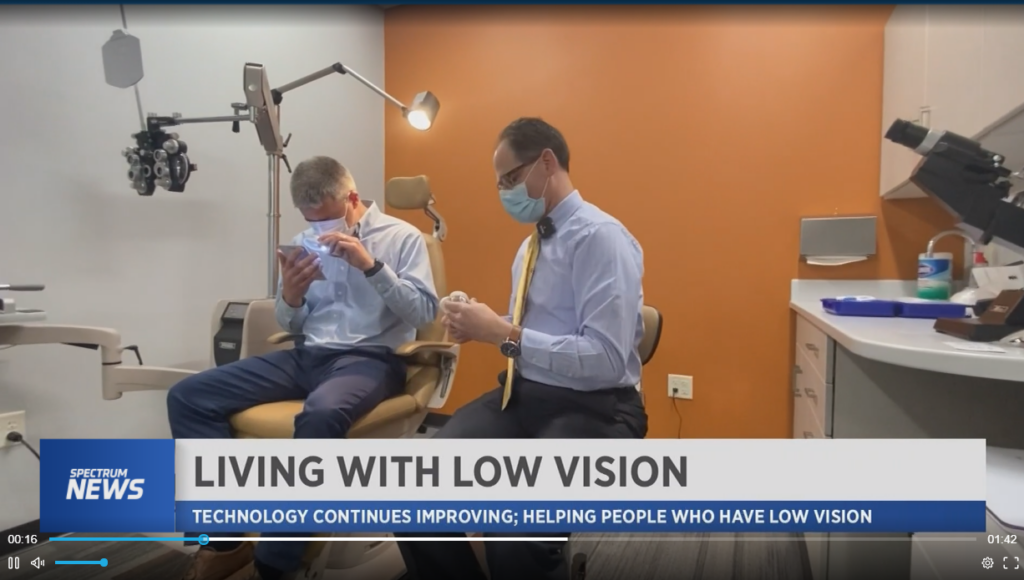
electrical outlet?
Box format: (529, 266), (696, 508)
(668, 375), (693, 400)
(0, 411), (25, 448)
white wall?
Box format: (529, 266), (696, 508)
(0, 5), (385, 530)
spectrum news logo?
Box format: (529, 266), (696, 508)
(42, 440), (175, 532)
(65, 468), (145, 500)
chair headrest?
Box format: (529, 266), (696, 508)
(386, 176), (432, 210)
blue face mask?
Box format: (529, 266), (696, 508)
(499, 161), (548, 224)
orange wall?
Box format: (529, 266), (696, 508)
(383, 6), (958, 438)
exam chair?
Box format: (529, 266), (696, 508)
(566, 304), (662, 580)
(218, 176), (459, 580)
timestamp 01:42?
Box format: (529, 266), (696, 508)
(991, 535), (1020, 545)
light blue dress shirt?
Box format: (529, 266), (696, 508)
(274, 201), (438, 351)
(508, 191), (645, 391)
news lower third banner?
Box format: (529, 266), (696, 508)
(39, 438), (987, 534)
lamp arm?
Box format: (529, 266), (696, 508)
(271, 63), (409, 112)
(338, 64), (409, 112)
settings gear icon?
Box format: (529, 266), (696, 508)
(982, 556), (995, 569)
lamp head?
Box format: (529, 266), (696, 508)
(406, 91), (440, 131)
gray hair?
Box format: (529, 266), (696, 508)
(289, 156), (357, 208)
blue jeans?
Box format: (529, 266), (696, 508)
(167, 345), (405, 572)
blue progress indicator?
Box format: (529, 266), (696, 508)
(51, 535), (209, 544)
(55, 558), (108, 566)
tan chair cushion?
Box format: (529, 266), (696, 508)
(421, 234), (446, 311)
(385, 175), (433, 211)
(639, 305), (663, 365)
(230, 364), (439, 439)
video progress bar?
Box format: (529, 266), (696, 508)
(49, 535), (567, 542)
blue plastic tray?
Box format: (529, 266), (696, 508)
(895, 300), (968, 319)
(821, 298), (898, 317)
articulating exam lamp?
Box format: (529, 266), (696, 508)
(406, 91), (441, 131)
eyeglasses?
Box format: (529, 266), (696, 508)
(496, 156), (541, 190)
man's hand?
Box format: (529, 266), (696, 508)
(442, 314), (471, 344)
(445, 300), (513, 345)
(318, 232), (374, 271)
(277, 249), (320, 308)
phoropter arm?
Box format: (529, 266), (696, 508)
(0, 324), (197, 400)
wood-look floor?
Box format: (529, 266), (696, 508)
(571, 532), (809, 580)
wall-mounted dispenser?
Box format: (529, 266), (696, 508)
(799, 215), (877, 266)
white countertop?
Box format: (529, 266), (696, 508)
(792, 282), (1024, 529)
(790, 280), (1024, 383)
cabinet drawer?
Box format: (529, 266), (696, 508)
(793, 394), (824, 440)
(795, 347), (833, 437)
(796, 315), (833, 383)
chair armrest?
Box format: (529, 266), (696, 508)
(395, 340), (459, 366)
(267, 332), (303, 345)
(396, 341), (459, 356)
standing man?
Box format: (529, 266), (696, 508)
(397, 118), (648, 580)
(167, 156), (438, 580)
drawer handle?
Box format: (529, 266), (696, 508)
(805, 343), (818, 353)
(793, 387), (802, 397)
(803, 431), (815, 439)
(804, 387), (817, 401)
(794, 365), (803, 375)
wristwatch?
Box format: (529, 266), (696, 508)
(500, 325), (523, 358)
(364, 259), (384, 278)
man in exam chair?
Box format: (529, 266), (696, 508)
(166, 156), (439, 580)
(396, 118), (649, 580)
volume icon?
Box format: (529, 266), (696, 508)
(31, 557), (44, 569)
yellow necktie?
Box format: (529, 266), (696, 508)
(502, 232), (541, 410)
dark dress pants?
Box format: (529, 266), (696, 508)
(167, 345), (406, 572)
(397, 371), (648, 580)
